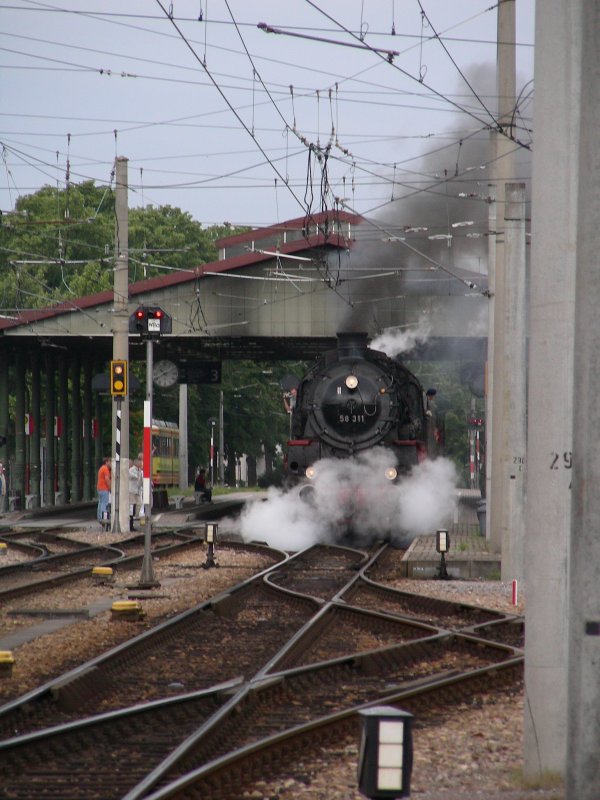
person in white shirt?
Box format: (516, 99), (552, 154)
(0, 463), (7, 514)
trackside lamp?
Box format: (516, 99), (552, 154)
(435, 529), (451, 580)
(202, 523), (218, 569)
(358, 706), (414, 798)
(436, 529), (449, 553)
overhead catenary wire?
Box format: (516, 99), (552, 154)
(154, 0), (308, 216)
(299, 1), (531, 150)
(0, 1), (533, 232)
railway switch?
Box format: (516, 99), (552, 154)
(111, 600), (145, 620)
(0, 650), (15, 678)
(92, 566), (115, 584)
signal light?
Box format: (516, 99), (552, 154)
(129, 306), (172, 336)
(110, 360), (127, 397)
(130, 308), (146, 334)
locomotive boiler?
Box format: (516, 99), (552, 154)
(286, 332), (435, 484)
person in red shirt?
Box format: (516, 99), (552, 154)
(96, 456), (111, 527)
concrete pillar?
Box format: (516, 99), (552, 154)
(113, 156), (130, 534)
(500, 183), (527, 582)
(30, 351), (41, 508)
(484, 177), (496, 526)
(58, 354), (69, 504)
(524, 0), (580, 782)
(44, 351), (55, 506)
(567, 3), (600, 796)
(488, 0), (516, 556)
(70, 354), (82, 502)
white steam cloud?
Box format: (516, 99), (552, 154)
(370, 320), (431, 358)
(240, 449), (458, 550)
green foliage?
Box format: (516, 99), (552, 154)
(0, 180), (243, 308)
(407, 359), (485, 487)
(0, 182), (114, 307)
(149, 358), (307, 483)
(127, 205), (220, 283)
(1, 181), (254, 469)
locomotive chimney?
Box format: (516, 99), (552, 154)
(336, 331), (369, 357)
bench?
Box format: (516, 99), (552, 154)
(54, 491), (65, 505)
(171, 495), (186, 509)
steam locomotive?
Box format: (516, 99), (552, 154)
(286, 332), (436, 485)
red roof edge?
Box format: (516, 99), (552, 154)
(215, 210), (362, 248)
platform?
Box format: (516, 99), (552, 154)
(400, 525), (501, 579)
(399, 489), (499, 579)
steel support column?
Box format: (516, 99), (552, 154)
(0, 355), (9, 466)
(44, 351), (55, 506)
(29, 350), (41, 508)
(83, 359), (93, 500)
(94, 382), (103, 474)
(14, 354), (26, 507)
(57, 354), (69, 504)
(70, 354), (82, 502)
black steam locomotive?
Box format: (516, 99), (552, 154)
(286, 332), (435, 483)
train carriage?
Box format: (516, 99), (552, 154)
(151, 419), (179, 486)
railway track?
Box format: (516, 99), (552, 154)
(0, 529), (202, 601)
(0, 540), (524, 799)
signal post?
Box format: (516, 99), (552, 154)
(129, 306), (172, 588)
(109, 360), (127, 532)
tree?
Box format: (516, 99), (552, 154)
(407, 359), (485, 486)
(0, 181), (246, 308)
(0, 181), (251, 468)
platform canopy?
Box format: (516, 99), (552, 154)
(0, 211), (488, 364)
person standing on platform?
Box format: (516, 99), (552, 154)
(96, 457), (111, 527)
(0, 463), (7, 514)
(128, 455), (143, 531)
(135, 452), (145, 523)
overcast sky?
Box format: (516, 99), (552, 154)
(1, 1), (534, 231)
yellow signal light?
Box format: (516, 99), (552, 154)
(110, 360), (128, 397)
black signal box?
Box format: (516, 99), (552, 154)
(129, 307), (172, 337)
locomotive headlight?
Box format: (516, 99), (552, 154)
(306, 466), (317, 480)
(384, 467), (398, 481)
(345, 374), (359, 390)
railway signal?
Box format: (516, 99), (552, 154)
(109, 360), (127, 397)
(129, 306), (172, 337)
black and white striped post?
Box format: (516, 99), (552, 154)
(113, 399), (122, 533)
(109, 359), (127, 534)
